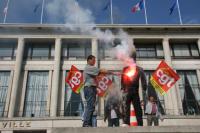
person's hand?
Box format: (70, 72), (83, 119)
(159, 115), (164, 121)
(140, 100), (144, 106)
(100, 69), (107, 74)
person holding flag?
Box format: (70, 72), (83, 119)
(82, 55), (110, 127)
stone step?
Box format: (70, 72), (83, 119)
(52, 126), (200, 133)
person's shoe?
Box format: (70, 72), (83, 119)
(122, 124), (129, 127)
(83, 125), (89, 127)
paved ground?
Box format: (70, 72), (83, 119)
(52, 126), (200, 133)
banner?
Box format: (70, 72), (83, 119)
(150, 60), (180, 95)
(96, 75), (112, 97)
(65, 65), (84, 94)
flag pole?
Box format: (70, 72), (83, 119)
(3, 0), (10, 23)
(110, 0), (113, 24)
(75, 1), (79, 24)
(40, 0), (45, 24)
(143, 0), (148, 24)
(176, 0), (183, 25)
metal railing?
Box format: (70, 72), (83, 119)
(16, 101), (50, 117)
(0, 110), (8, 117)
(58, 101), (86, 117)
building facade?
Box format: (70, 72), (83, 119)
(0, 24), (200, 133)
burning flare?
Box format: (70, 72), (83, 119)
(125, 67), (136, 78)
(125, 66), (136, 79)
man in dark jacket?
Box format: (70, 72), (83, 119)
(121, 57), (147, 126)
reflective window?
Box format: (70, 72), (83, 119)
(23, 71), (49, 117)
(0, 71), (10, 117)
(24, 39), (55, 60)
(98, 39), (122, 60)
(177, 71), (200, 115)
(62, 39), (91, 60)
(98, 40), (112, 60)
(170, 42), (200, 59)
(135, 41), (164, 59)
(0, 39), (17, 60)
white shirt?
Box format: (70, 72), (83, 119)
(111, 109), (117, 119)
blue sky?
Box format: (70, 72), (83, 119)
(0, 0), (200, 24)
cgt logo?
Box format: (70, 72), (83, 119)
(156, 69), (175, 88)
(69, 71), (82, 88)
(98, 76), (110, 91)
(96, 76), (112, 97)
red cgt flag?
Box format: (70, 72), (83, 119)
(96, 75), (112, 97)
(150, 60), (180, 95)
(65, 65), (84, 94)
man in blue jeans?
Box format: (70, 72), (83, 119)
(82, 55), (108, 127)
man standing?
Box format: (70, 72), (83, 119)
(121, 56), (147, 126)
(83, 55), (107, 127)
(145, 96), (163, 126)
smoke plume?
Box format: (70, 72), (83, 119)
(46, 0), (136, 107)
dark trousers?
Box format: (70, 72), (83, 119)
(83, 86), (96, 127)
(122, 92), (143, 126)
(147, 115), (159, 126)
(108, 118), (120, 127)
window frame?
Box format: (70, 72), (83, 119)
(177, 70), (200, 115)
(135, 43), (164, 59)
(0, 71), (11, 117)
(23, 71), (49, 117)
(24, 42), (54, 60)
(0, 41), (17, 60)
(171, 42), (200, 59)
(61, 40), (91, 60)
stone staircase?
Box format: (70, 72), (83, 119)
(52, 126), (200, 133)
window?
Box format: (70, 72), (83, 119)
(24, 40), (55, 60)
(170, 42), (200, 59)
(0, 39), (17, 60)
(135, 42), (164, 59)
(0, 72), (10, 117)
(23, 72), (49, 117)
(98, 39), (122, 60)
(145, 71), (165, 114)
(62, 39), (91, 60)
(64, 71), (85, 116)
(177, 71), (200, 115)
(98, 41), (112, 60)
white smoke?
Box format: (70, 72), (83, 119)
(46, 0), (135, 62)
(113, 29), (136, 66)
(46, 0), (136, 105)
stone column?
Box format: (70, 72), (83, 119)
(196, 70), (200, 88)
(197, 39), (200, 53)
(50, 38), (61, 117)
(47, 129), (52, 133)
(19, 70), (28, 117)
(92, 38), (98, 65)
(129, 38), (135, 55)
(91, 38), (103, 115)
(162, 38), (179, 115)
(60, 70), (66, 116)
(8, 38), (25, 118)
